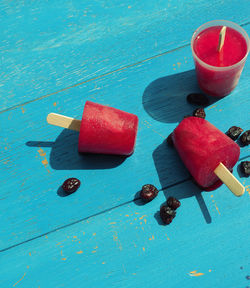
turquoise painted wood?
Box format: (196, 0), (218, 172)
(1, 41), (249, 249)
(0, 0), (250, 110)
(1, 181), (250, 287)
(0, 0), (250, 287)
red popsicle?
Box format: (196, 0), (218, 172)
(172, 117), (244, 195)
(78, 101), (138, 155)
(47, 101), (138, 156)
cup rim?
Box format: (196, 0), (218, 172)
(191, 20), (250, 71)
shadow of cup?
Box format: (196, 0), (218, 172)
(142, 69), (217, 123)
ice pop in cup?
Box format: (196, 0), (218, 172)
(191, 20), (250, 97)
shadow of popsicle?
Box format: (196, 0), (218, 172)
(132, 138), (212, 223)
(152, 139), (212, 224)
(142, 69), (219, 123)
(26, 129), (126, 170)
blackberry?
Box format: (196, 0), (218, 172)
(62, 178), (81, 194)
(160, 205), (176, 225)
(140, 184), (159, 202)
(240, 130), (250, 146)
(193, 107), (206, 119)
(166, 133), (174, 146)
(241, 161), (250, 176)
(187, 93), (209, 106)
(226, 126), (243, 141)
(167, 197), (181, 210)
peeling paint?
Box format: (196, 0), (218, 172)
(37, 148), (50, 173)
(13, 272), (26, 286)
(211, 195), (220, 215)
(207, 105), (217, 110)
(189, 271), (204, 276)
(245, 185), (250, 196)
(165, 233), (170, 240)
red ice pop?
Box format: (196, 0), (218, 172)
(172, 116), (244, 196)
(47, 101), (138, 156)
(78, 101), (138, 155)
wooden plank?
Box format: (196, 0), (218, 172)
(1, 40), (249, 250)
(1, 0), (250, 110)
(0, 179), (249, 287)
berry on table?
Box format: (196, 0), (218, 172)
(140, 184), (159, 202)
(187, 93), (209, 106)
(160, 205), (176, 225)
(241, 161), (250, 176)
(226, 126), (243, 141)
(240, 130), (250, 146)
(167, 197), (181, 210)
(166, 133), (174, 146)
(193, 107), (206, 119)
(62, 178), (81, 194)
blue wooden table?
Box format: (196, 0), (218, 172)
(1, 1), (250, 287)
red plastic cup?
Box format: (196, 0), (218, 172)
(191, 20), (250, 97)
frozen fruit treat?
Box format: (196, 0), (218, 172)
(172, 117), (240, 190)
(78, 101), (138, 156)
(47, 101), (139, 156)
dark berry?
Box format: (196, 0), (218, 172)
(187, 93), (209, 106)
(163, 217), (173, 225)
(166, 133), (174, 146)
(62, 178), (81, 194)
(241, 161), (250, 176)
(160, 205), (176, 225)
(240, 130), (250, 146)
(226, 126), (243, 141)
(140, 184), (159, 202)
(167, 197), (181, 210)
(193, 107), (206, 119)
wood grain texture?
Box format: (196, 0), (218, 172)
(1, 0), (250, 110)
(1, 2), (250, 286)
(1, 180), (249, 287)
(1, 40), (249, 250)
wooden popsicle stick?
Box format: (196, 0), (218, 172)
(214, 162), (245, 197)
(47, 113), (81, 132)
(217, 26), (227, 52)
